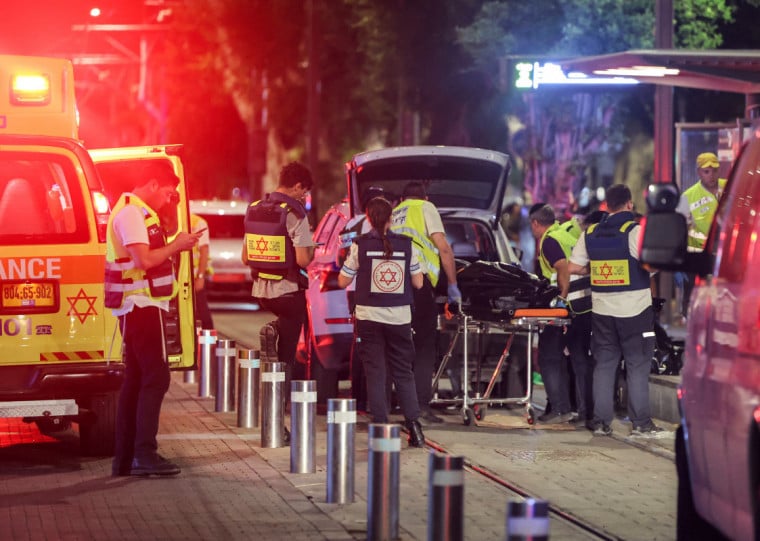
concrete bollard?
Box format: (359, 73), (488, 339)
(237, 349), (261, 428)
(326, 398), (356, 504)
(290, 380), (317, 473)
(197, 329), (217, 398)
(260, 361), (286, 448)
(428, 453), (465, 541)
(506, 499), (550, 541)
(367, 423), (401, 541)
(215, 339), (236, 412)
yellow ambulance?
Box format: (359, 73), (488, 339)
(0, 55), (196, 455)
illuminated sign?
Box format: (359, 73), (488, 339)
(513, 60), (638, 90)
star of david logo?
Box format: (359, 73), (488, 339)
(599, 263), (613, 280)
(66, 288), (98, 324)
(372, 260), (403, 293)
(255, 237), (269, 254)
(379, 268), (398, 287)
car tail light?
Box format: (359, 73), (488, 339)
(91, 190), (110, 242)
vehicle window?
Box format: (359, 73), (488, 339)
(198, 214), (245, 239)
(711, 140), (760, 283)
(355, 157), (503, 210)
(0, 152), (88, 244)
(314, 212), (339, 246)
(444, 219), (498, 262)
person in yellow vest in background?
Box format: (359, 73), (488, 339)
(391, 181), (461, 425)
(191, 213), (214, 330)
(676, 152), (727, 316)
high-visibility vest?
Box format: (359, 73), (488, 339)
(537, 222), (576, 282)
(390, 198), (441, 287)
(682, 178), (726, 250)
(537, 222), (591, 315)
(559, 217), (582, 241)
(105, 194), (177, 309)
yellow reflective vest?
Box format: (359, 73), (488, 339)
(683, 178), (726, 250)
(105, 194), (177, 309)
(391, 198), (441, 287)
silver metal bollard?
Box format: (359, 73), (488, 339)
(367, 424), (401, 541)
(506, 499), (550, 541)
(260, 361), (286, 448)
(215, 339), (236, 412)
(326, 398), (356, 504)
(428, 453), (465, 541)
(197, 329), (217, 398)
(290, 380), (317, 473)
(237, 349), (261, 428)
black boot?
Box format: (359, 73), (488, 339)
(406, 419), (425, 448)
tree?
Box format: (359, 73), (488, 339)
(457, 0), (741, 212)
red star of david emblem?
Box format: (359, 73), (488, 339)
(255, 237), (269, 254)
(599, 263), (613, 279)
(66, 288), (98, 324)
(379, 268), (398, 286)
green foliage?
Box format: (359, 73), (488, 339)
(456, 0), (744, 208)
(158, 0), (754, 209)
(674, 0), (733, 48)
(555, 0), (654, 54)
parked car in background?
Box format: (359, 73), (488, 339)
(298, 145), (521, 401)
(640, 135), (760, 541)
(190, 200), (251, 298)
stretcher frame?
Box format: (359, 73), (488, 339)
(430, 308), (570, 425)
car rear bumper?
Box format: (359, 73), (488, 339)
(0, 362), (125, 400)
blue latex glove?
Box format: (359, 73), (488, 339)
(673, 271), (686, 289)
(447, 283), (462, 305)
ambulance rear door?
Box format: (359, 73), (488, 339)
(89, 145), (197, 369)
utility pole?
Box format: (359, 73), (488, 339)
(306, 0), (321, 216)
(654, 0), (675, 323)
(654, 0), (674, 185)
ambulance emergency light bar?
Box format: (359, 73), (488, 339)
(514, 61), (639, 90)
(10, 74), (51, 105)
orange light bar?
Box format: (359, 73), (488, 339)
(11, 73), (51, 105)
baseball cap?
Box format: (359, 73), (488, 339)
(696, 152), (719, 169)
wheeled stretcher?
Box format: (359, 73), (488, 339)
(430, 308), (570, 425)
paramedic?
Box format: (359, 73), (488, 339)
(568, 184), (662, 437)
(391, 181), (461, 424)
(106, 161), (201, 476)
(675, 152), (726, 316)
(338, 196), (426, 447)
(528, 204), (575, 424)
(243, 162), (315, 413)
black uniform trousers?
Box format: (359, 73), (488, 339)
(112, 305), (171, 475)
(259, 290), (307, 403)
(356, 319), (420, 423)
(411, 277), (438, 411)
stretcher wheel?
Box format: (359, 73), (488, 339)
(526, 406), (535, 425)
(474, 404), (487, 421)
(463, 408), (474, 426)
